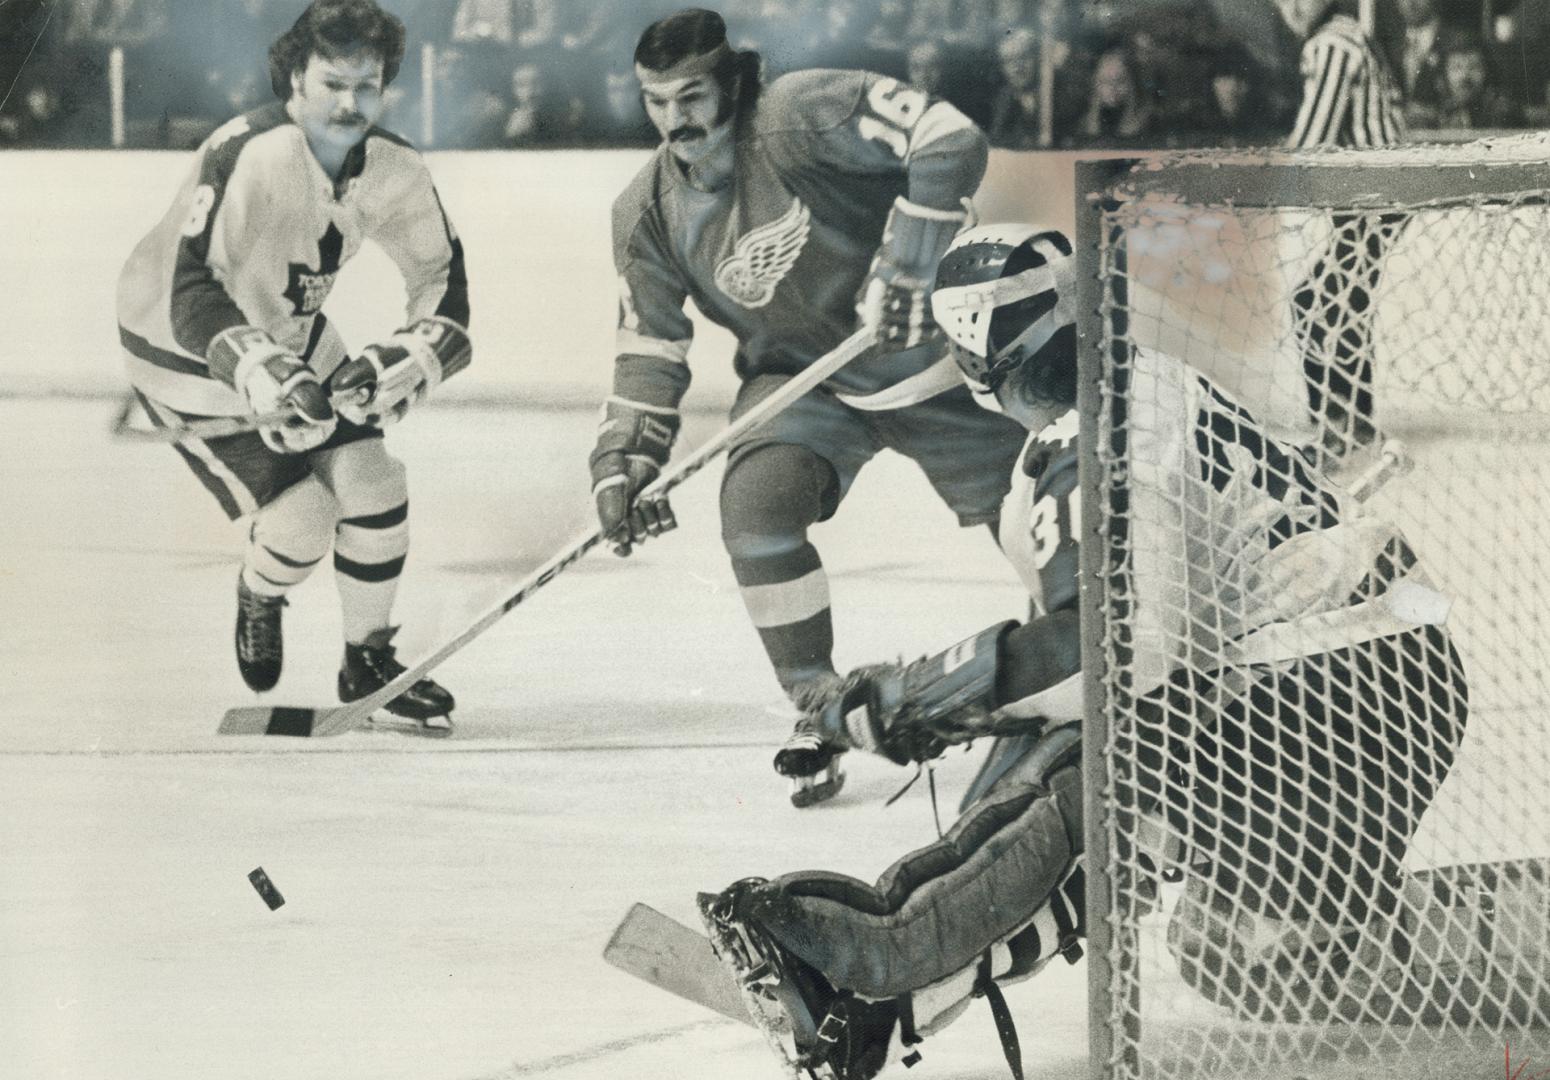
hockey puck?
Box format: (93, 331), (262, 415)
(248, 867), (286, 910)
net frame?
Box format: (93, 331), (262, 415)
(1075, 139), (1550, 1080)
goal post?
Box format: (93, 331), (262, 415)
(1075, 140), (1550, 1080)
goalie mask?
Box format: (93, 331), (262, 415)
(931, 224), (1079, 406)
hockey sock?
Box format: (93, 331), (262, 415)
(334, 500), (409, 643)
(244, 476), (335, 596)
(732, 537), (835, 694)
(722, 444), (836, 695)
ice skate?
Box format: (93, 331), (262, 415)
(699, 879), (900, 1080)
(774, 715), (847, 808)
(235, 573), (286, 693)
(339, 627), (455, 736)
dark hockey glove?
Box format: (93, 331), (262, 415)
(855, 196), (971, 349)
(589, 396), (680, 556)
(331, 316), (472, 426)
(813, 621), (1015, 765)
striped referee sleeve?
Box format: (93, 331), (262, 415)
(1288, 16), (1404, 149)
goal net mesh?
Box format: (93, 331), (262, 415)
(1080, 136), (1550, 1080)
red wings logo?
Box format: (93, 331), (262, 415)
(713, 199), (811, 309)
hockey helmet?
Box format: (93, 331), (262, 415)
(931, 224), (1078, 404)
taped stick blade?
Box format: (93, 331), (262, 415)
(217, 705), (322, 736)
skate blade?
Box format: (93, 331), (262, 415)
(789, 762), (845, 808)
(365, 710), (454, 738)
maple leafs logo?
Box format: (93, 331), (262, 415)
(282, 222), (344, 316)
(713, 198), (810, 309)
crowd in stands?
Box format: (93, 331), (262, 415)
(3, 0), (1548, 150)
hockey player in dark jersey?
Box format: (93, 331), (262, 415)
(697, 224), (1472, 1078)
(590, 8), (1029, 805)
(117, 0), (471, 734)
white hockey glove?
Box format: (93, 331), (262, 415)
(330, 316), (472, 426)
(856, 196), (971, 350)
(210, 326), (336, 454)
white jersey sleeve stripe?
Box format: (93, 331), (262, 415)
(906, 101), (978, 161)
(616, 327), (690, 365)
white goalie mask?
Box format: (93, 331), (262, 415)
(930, 223), (1079, 405)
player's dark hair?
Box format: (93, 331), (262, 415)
(634, 8), (763, 116)
(268, 0), (406, 100)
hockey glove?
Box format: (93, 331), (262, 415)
(331, 316), (472, 427)
(812, 621), (1014, 765)
(210, 326), (335, 454)
(855, 196), (971, 350)
(588, 396), (680, 556)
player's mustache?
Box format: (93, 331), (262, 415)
(669, 124), (706, 143)
(332, 112), (367, 126)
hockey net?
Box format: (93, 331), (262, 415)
(1076, 136), (1550, 1080)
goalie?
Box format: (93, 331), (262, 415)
(700, 224), (1475, 1079)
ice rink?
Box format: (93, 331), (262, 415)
(0, 395), (1089, 1080)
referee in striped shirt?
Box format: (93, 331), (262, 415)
(1275, 0), (1408, 463)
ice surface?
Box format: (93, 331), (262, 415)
(0, 399), (1089, 1080)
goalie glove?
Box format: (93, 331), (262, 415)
(330, 316), (472, 426)
(209, 326), (335, 454)
(855, 196), (971, 350)
(588, 396), (680, 556)
(812, 621), (1015, 765)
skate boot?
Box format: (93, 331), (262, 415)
(235, 574), (286, 693)
(339, 627), (455, 736)
(699, 879), (901, 1080)
(774, 716), (847, 808)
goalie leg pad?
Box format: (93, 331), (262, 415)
(742, 747), (1082, 1000)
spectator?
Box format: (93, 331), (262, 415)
(579, 63), (656, 147)
(1077, 42), (1157, 145)
(499, 58), (584, 146)
(1415, 28), (1525, 129)
(1398, 0), (1446, 112)
(905, 38), (989, 126)
(906, 0), (994, 49)
(987, 26), (1078, 149)
(430, 43), (507, 147)
(987, 28), (1043, 148)
(0, 76), (70, 147)
(801, 0), (909, 76)
(448, 0), (556, 50)
(1197, 43), (1282, 146)
(861, 0), (915, 69)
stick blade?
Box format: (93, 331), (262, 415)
(604, 903), (751, 1026)
(217, 705), (325, 736)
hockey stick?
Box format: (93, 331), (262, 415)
(117, 408), (296, 444)
(217, 327), (878, 736)
(603, 903), (752, 1025)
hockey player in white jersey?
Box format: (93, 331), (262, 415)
(698, 224), (1473, 1078)
(117, 0), (471, 734)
